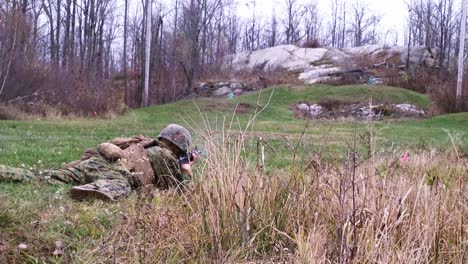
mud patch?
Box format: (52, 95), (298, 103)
(292, 101), (427, 120)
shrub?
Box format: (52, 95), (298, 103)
(317, 98), (347, 110)
(302, 39), (321, 48)
(0, 64), (125, 119)
(428, 79), (468, 114)
(0, 104), (29, 120)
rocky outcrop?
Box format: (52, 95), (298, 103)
(292, 102), (428, 120)
(194, 81), (249, 97)
(227, 45), (328, 72)
(226, 45), (437, 84)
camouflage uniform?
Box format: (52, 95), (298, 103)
(0, 142), (190, 200)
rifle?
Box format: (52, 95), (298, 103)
(179, 147), (201, 165)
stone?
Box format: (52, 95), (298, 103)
(305, 76), (340, 84)
(297, 103), (309, 111)
(394, 104), (426, 115)
(18, 243), (28, 250)
(308, 104), (323, 117)
(299, 67), (347, 82)
(233, 89), (243, 95)
(226, 45), (328, 72)
(213, 86), (231, 96)
(292, 101), (427, 120)
(226, 44), (437, 84)
(354, 104), (385, 120)
(230, 82), (243, 89)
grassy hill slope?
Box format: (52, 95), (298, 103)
(0, 84), (465, 168)
(0, 84), (466, 263)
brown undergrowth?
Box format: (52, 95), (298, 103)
(79, 117), (467, 262)
(83, 154), (466, 262)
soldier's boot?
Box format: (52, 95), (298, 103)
(69, 179), (131, 202)
(69, 184), (115, 202)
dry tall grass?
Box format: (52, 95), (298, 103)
(0, 103), (64, 120)
(80, 116), (467, 263)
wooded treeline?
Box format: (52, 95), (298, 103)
(0, 0), (465, 112)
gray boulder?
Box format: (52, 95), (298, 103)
(213, 86), (231, 96)
(226, 45), (328, 72)
(226, 44), (436, 84)
(230, 82), (243, 89)
(296, 103), (309, 112)
(394, 103), (426, 116)
(308, 104), (323, 117)
(293, 102), (427, 120)
(233, 89), (243, 95)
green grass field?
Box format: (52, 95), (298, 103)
(0, 84), (465, 168)
(0, 84), (467, 262)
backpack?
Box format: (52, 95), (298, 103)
(64, 136), (158, 186)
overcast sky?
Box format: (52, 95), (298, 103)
(137, 0), (463, 46)
(237, 0), (409, 43)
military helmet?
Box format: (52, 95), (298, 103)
(158, 124), (191, 152)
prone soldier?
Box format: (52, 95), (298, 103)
(0, 124), (198, 201)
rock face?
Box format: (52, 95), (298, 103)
(227, 45), (328, 72)
(226, 45), (437, 84)
(394, 103), (426, 115)
(292, 102), (427, 120)
(194, 81), (248, 97)
(213, 86), (231, 96)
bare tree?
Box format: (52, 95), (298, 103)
(42, 0), (57, 63)
(349, 0), (381, 47)
(303, 0), (321, 43)
(179, 0), (229, 95)
(433, 0), (456, 69)
(407, 0), (458, 70)
(0, 9), (19, 96)
(170, 0), (179, 100)
(282, 0), (304, 45)
(224, 7), (240, 53)
(244, 0), (257, 50)
(329, 0), (339, 47)
(328, 0), (347, 48)
(123, 0), (129, 105)
(268, 13), (278, 47)
(456, 0), (466, 110)
(142, 0), (152, 107)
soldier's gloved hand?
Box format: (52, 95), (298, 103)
(180, 153), (198, 176)
(189, 152), (199, 165)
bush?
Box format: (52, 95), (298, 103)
(302, 39), (321, 48)
(428, 78), (468, 114)
(317, 98), (347, 110)
(0, 13), (124, 118)
(332, 49), (466, 114)
(0, 63), (125, 119)
(0, 103), (66, 120)
(0, 104), (29, 120)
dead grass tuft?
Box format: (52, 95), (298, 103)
(78, 111), (467, 262)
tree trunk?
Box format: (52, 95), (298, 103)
(142, 0), (152, 107)
(123, 0), (129, 106)
(171, 0), (178, 101)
